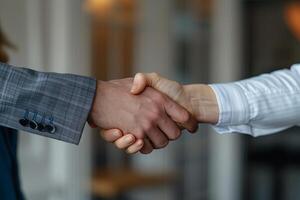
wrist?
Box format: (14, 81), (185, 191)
(183, 84), (219, 124)
(88, 80), (105, 127)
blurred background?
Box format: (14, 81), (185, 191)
(0, 0), (300, 200)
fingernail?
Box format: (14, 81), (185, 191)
(112, 130), (121, 137)
(125, 135), (134, 143)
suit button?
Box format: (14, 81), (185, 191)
(19, 119), (29, 127)
(50, 125), (56, 134)
(37, 123), (45, 131)
(29, 120), (38, 130)
(45, 124), (56, 134)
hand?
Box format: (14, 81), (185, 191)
(88, 78), (198, 153)
(101, 73), (219, 154)
(99, 129), (145, 154)
(130, 73), (219, 123)
(131, 73), (194, 115)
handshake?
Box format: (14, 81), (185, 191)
(88, 73), (219, 154)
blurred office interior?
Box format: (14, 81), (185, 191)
(0, 0), (300, 200)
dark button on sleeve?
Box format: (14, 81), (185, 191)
(29, 120), (38, 130)
(37, 123), (45, 132)
(19, 119), (29, 127)
(45, 124), (56, 134)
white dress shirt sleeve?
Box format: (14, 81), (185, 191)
(210, 64), (300, 137)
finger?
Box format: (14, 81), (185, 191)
(180, 114), (199, 133)
(114, 134), (136, 149)
(146, 126), (169, 149)
(131, 73), (161, 95)
(131, 73), (148, 94)
(164, 98), (198, 133)
(140, 138), (154, 154)
(131, 73), (178, 97)
(158, 114), (181, 140)
(100, 129), (123, 142)
(126, 139), (144, 154)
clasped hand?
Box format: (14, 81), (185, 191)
(88, 73), (218, 154)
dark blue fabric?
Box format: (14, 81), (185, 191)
(0, 126), (25, 200)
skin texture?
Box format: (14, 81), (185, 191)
(89, 78), (198, 154)
(101, 73), (219, 154)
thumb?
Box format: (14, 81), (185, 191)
(131, 73), (160, 94)
(131, 73), (183, 102)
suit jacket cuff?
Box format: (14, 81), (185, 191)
(0, 63), (96, 144)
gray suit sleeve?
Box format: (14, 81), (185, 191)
(0, 62), (96, 144)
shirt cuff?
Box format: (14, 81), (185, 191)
(209, 83), (250, 126)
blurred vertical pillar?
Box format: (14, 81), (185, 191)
(209, 0), (243, 200)
(0, 0), (92, 199)
(46, 0), (92, 200)
(130, 0), (176, 200)
(134, 0), (176, 78)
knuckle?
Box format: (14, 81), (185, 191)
(154, 93), (165, 103)
(181, 111), (190, 123)
(135, 128), (145, 139)
(173, 81), (183, 91)
(143, 121), (154, 132)
(145, 108), (161, 123)
(145, 98), (158, 109)
(150, 107), (161, 120)
(150, 72), (159, 79)
(145, 96), (154, 104)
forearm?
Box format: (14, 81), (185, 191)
(183, 84), (219, 124)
